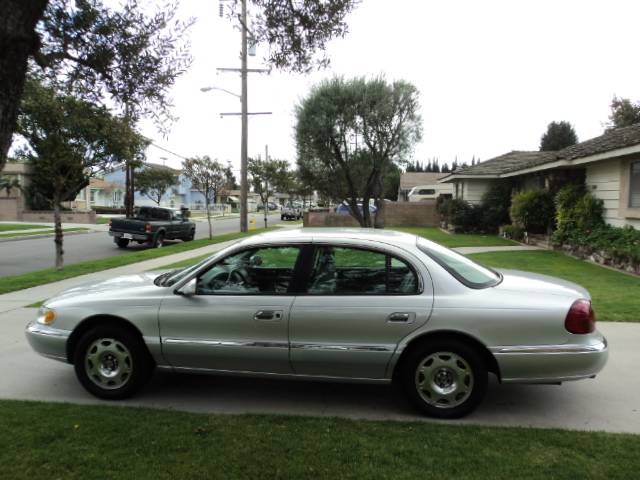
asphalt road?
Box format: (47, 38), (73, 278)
(1, 312), (637, 433)
(0, 213), (283, 277)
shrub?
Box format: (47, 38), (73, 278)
(480, 182), (513, 232)
(510, 190), (555, 233)
(93, 206), (126, 214)
(554, 185), (605, 244)
(501, 224), (525, 241)
(449, 199), (484, 232)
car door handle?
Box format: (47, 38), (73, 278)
(387, 312), (413, 323)
(254, 310), (282, 321)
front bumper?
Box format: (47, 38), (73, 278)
(25, 321), (71, 363)
(491, 338), (608, 383)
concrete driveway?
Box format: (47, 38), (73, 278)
(2, 308), (638, 434)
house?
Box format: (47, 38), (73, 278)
(397, 172), (452, 201)
(439, 124), (640, 229)
(73, 177), (122, 210)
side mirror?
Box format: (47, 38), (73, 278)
(176, 278), (197, 296)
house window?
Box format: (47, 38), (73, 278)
(90, 190), (96, 204)
(631, 161), (640, 208)
(113, 190), (122, 204)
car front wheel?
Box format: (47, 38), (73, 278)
(400, 339), (487, 419)
(73, 325), (153, 400)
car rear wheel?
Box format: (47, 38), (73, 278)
(400, 339), (487, 418)
(73, 325), (153, 400)
(116, 238), (129, 249)
(185, 229), (195, 241)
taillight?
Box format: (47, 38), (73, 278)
(565, 299), (596, 334)
(144, 223), (152, 233)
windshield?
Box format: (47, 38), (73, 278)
(417, 238), (501, 289)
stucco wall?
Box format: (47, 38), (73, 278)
(585, 158), (640, 229)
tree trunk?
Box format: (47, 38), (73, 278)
(124, 163), (131, 217)
(0, 0), (48, 170)
(53, 197), (64, 270)
(374, 197), (384, 228)
(362, 196), (372, 228)
(206, 198), (213, 239)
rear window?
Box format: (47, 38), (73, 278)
(417, 238), (501, 289)
(418, 189), (436, 195)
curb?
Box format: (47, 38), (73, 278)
(0, 229), (94, 244)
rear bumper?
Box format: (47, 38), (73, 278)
(109, 231), (149, 242)
(491, 338), (608, 383)
(25, 321), (70, 363)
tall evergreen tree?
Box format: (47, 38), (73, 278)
(539, 121), (578, 151)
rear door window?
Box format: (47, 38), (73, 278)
(306, 246), (418, 295)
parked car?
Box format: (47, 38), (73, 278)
(26, 228), (607, 418)
(109, 206), (195, 248)
(335, 202), (378, 215)
(281, 203), (302, 220)
(257, 202), (278, 211)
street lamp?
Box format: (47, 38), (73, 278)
(200, 86), (241, 100)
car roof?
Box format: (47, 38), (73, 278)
(236, 227), (420, 249)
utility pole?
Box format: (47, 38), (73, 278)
(264, 144), (268, 228)
(240, 0), (248, 232)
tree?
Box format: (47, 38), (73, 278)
(0, 0), (193, 210)
(136, 166), (177, 206)
(606, 96), (640, 130)
(539, 121), (578, 151)
(226, 0), (358, 73)
(296, 76), (422, 227)
(17, 78), (146, 269)
(0, 0), (49, 172)
(182, 156), (226, 239)
(248, 156), (289, 227)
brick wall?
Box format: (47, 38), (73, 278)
(21, 210), (97, 224)
(304, 201), (439, 227)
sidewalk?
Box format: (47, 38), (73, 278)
(0, 239), (240, 313)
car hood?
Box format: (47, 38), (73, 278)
(47, 272), (165, 304)
(494, 269), (590, 300)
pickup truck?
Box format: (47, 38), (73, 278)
(109, 206), (196, 248)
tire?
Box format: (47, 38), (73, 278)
(281, 215), (285, 220)
(116, 238), (129, 249)
(400, 339), (487, 419)
(152, 232), (165, 248)
(73, 325), (153, 400)
(184, 229), (195, 241)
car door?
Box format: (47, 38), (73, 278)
(289, 243), (433, 379)
(159, 245), (303, 374)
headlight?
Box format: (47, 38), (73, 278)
(36, 307), (56, 325)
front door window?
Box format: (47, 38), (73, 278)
(196, 246), (301, 295)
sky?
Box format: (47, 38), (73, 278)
(139, 0), (640, 173)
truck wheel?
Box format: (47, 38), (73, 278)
(185, 229), (195, 241)
(153, 233), (165, 248)
(116, 238), (129, 249)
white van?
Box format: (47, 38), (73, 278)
(407, 183), (453, 201)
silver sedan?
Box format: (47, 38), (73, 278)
(25, 228), (608, 418)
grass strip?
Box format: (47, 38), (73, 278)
(470, 250), (640, 322)
(0, 228), (88, 239)
(0, 223), (48, 232)
(0, 399), (638, 480)
(0, 228), (273, 295)
(392, 227), (517, 247)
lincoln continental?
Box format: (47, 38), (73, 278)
(25, 228), (608, 418)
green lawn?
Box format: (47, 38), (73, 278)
(470, 250), (640, 322)
(0, 223), (48, 232)
(393, 227), (517, 248)
(0, 228), (273, 295)
(95, 216), (113, 224)
(0, 227), (88, 239)
(0, 400), (637, 480)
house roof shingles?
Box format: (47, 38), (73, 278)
(399, 172), (448, 190)
(447, 123), (640, 178)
